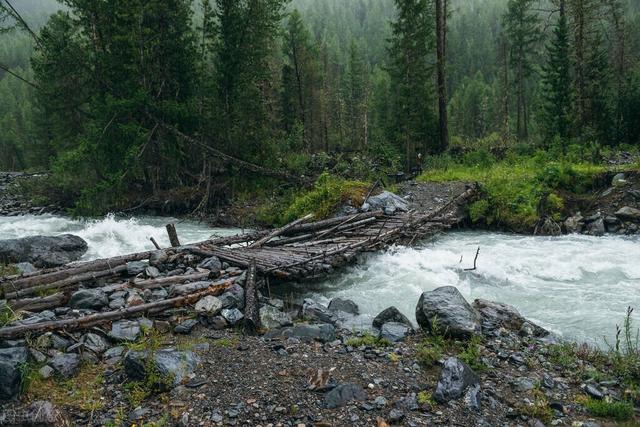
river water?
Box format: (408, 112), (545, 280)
(1, 214), (639, 346)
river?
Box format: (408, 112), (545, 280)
(1, 214), (639, 347)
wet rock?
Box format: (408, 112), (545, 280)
(259, 305), (293, 329)
(149, 250), (168, 267)
(38, 365), (54, 379)
(109, 319), (142, 342)
(265, 324), (336, 343)
(68, 289), (108, 310)
(585, 218), (605, 236)
(564, 214), (584, 233)
(15, 262), (37, 274)
(372, 306), (413, 329)
(433, 357), (480, 403)
(615, 206), (640, 222)
(195, 295), (223, 315)
(197, 256), (222, 275)
(299, 299), (337, 324)
(124, 348), (199, 388)
(0, 346), (28, 400)
(325, 383), (367, 408)
(0, 234), (87, 268)
(219, 284), (245, 310)
(328, 297), (359, 315)
(473, 299), (524, 333)
(221, 308), (244, 325)
(80, 333), (109, 354)
(109, 298), (125, 310)
(174, 319), (199, 334)
(584, 384), (604, 399)
(416, 286), (481, 339)
(126, 261), (148, 276)
(379, 322), (413, 343)
(50, 353), (80, 378)
(103, 346), (124, 359)
(145, 266), (161, 278)
(363, 191), (408, 214)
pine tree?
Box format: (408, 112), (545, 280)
(503, 0), (540, 140)
(388, 0), (436, 172)
(345, 39), (369, 150)
(541, 0), (572, 146)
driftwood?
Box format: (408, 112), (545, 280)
(249, 214), (314, 248)
(0, 281), (232, 339)
(242, 260), (260, 335)
(166, 223), (181, 247)
(150, 237), (162, 250)
(131, 271), (211, 290)
(9, 292), (68, 312)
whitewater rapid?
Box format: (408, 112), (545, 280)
(1, 214), (638, 346)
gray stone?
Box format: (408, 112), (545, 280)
(612, 173), (626, 186)
(328, 297), (359, 315)
(109, 298), (126, 310)
(464, 383), (482, 411)
(564, 214), (584, 233)
(615, 206), (640, 222)
(0, 234), (87, 268)
(124, 348), (199, 388)
(264, 323), (336, 343)
(388, 408), (405, 423)
(259, 305), (293, 329)
(379, 322), (413, 343)
(372, 306), (413, 329)
(50, 353), (80, 378)
(512, 377), (535, 392)
(109, 320), (142, 341)
(473, 299), (524, 333)
(364, 191), (408, 213)
(299, 299), (337, 324)
(145, 266), (161, 278)
(126, 290), (145, 307)
(126, 261), (148, 276)
(324, 383), (367, 408)
(38, 365), (54, 379)
(80, 333), (109, 354)
(0, 401), (70, 425)
(104, 346), (124, 359)
(195, 295), (223, 315)
(15, 262), (37, 274)
(68, 289), (108, 310)
(416, 286), (481, 339)
(219, 284), (245, 310)
(584, 384), (604, 399)
(174, 319), (199, 334)
(434, 357), (480, 403)
(197, 256), (222, 275)
(149, 250), (168, 267)
(0, 346), (28, 400)
(221, 308), (244, 325)
(586, 218), (606, 236)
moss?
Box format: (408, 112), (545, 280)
(577, 396), (635, 421)
(213, 337), (239, 348)
(346, 332), (391, 348)
(516, 389), (554, 424)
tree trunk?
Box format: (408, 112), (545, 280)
(435, 0), (449, 153)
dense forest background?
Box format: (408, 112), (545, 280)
(0, 0), (639, 216)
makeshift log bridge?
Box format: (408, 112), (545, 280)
(0, 183), (477, 339)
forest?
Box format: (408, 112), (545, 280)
(0, 0), (639, 223)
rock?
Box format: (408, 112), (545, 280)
(197, 256), (222, 275)
(68, 289), (108, 310)
(80, 333), (109, 354)
(126, 261), (148, 276)
(464, 383), (482, 411)
(585, 218), (605, 236)
(259, 305), (293, 329)
(612, 173), (626, 186)
(0, 401), (70, 425)
(149, 250), (168, 267)
(564, 214), (584, 233)
(126, 290), (145, 307)
(0, 234), (87, 268)
(124, 348), (199, 388)
(512, 377), (535, 392)
(379, 322), (412, 343)
(109, 298), (125, 310)
(109, 320), (142, 342)
(615, 206), (640, 222)
(388, 408), (405, 423)
(416, 286), (481, 339)
(324, 383), (367, 409)
(433, 357), (480, 403)
(145, 266), (161, 278)
(195, 295), (223, 315)
(15, 262), (37, 274)
(328, 297), (359, 315)
(0, 346), (28, 400)
(50, 353), (80, 378)
(363, 191), (408, 214)
(174, 319), (199, 334)
(264, 324), (336, 343)
(473, 299), (524, 333)
(299, 299), (337, 324)
(584, 384), (604, 399)
(204, 316), (227, 330)
(38, 365), (54, 379)
(219, 284), (245, 310)
(372, 306), (413, 329)
(221, 308), (244, 325)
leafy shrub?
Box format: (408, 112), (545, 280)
(578, 396), (635, 421)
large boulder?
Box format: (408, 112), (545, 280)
(379, 322), (413, 343)
(299, 299), (337, 324)
(372, 306), (413, 329)
(264, 324), (336, 343)
(0, 234), (87, 268)
(49, 353), (80, 378)
(362, 191), (409, 215)
(615, 206), (640, 222)
(259, 305), (293, 330)
(415, 286), (481, 339)
(123, 348), (199, 388)
(0, 346), (28, 400)
(433, 357), (480, 404)
(324, 383), (367, 409)
(327, 298), (359, 315)
(68, 289), (108, 310)
(472, 299), (524, 333)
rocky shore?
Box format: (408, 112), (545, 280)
(0, 172), (60, 217)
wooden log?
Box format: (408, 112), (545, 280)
(166, 223), (181, 247)
(243, 260), (260, 335)
(9, 292), (68, 312)
(0, 281), (233, 339)
(150, 237), (162, 250)
(249, 214), (314, 248)
(131, 271), (211, 290)
(281, 210), (383, 236)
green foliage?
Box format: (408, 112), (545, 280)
(0, 301), (18, 327)
(346, 332), (391, 348)
(282, 172), (369, 224)
(606, 307), (640, 386)
(416, 340), (444, 368)
(517, 388), (553, 424)
(457, 335), (487, 372)
(578, 396), (635, 421)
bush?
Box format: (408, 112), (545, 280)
(578, 396), (635, 421)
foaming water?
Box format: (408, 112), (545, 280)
(282, 232), (640, 346)
(0, 214), (241, 260)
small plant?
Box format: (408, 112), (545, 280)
(346, 332), (391, 348)
(388, 352), (400, 363)
(417, 390), (435, 406)
(548, 343), (578, 369)
(517, 388), (553, 424)
(606, 307), (640, 385)
(0, 302), (18, 327)
(577, 396), (635, 421)
(213, 337), (240, 348)
(416, 340), (443, 368)
(458, 335), (487, 372)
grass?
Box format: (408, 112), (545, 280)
(457, 335), (487, 372)
(0, 263), (19, 276)
(346, 332), (391, 348)
(577, 396), (635, 421)
(517, 388), (554, 424)
(213, 337), (239, 348)
(0, 302), (20, 327)
(417, 151), (610, 232)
